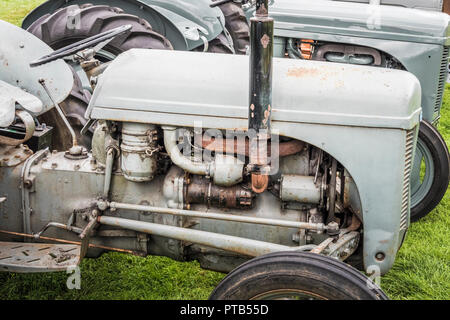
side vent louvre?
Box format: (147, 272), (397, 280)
(435, 47), (449, 115)
(400, 128), (416, 230)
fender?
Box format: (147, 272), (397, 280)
(22, 0), (227, 51)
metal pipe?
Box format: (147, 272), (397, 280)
(98, 216), (303, 257)
(33, 222), (83, 239)
(248, 0), (273, 133)
(248, 0), (274, 193)
(104, 201), (327, 231)
(163, 127), (211, 176)
(201, 138), (304, 158)
(103, 148), (115, 198)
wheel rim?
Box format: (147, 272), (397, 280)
(251, 289), (327, 300)
(410, 137), (435, 208)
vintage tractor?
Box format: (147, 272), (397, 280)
(229, 0), (450, 222)
(0, 1), (422, 300)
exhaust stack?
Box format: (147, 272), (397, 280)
(248, 0), (274, 193)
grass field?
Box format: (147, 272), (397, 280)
(0, 0), (449, 300)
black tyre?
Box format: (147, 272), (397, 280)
(210, 251), (388, 300)
(214, 0), (250, 55)
(27, 4), (173, 54)
(193, 32), (234, 54)
(410, 121), (450, 221)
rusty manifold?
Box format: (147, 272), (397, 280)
(201, 137), (305, 194)
(201, 138), (304, 158)
(185, 175), (253, 209)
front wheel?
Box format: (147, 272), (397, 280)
(210, 252), (388, 300)
(410, 121), (450, 222)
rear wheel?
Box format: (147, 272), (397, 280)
(210, 251), (388, 300)
(410, 121), (450, 221)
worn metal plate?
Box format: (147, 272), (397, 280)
(0, 144), (33, 167)
(0, 242), (80, 273)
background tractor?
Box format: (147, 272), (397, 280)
(236, 0), (450, 222)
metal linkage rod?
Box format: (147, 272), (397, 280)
(98, 216), (312, 257)
(102, 201), (328, 232)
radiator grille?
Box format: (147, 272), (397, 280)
(400, 128), (416, 230)
(435, 47), (449, 115)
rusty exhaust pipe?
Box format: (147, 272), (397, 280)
(248, 0), (274, 193)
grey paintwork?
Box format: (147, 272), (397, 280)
(86, 49), (421, 274)
(0, 21), (73, 114)
(87, 50), (421, 130)
(21, 0), (227, 51)
(246, 0), (450, 123)
(332, 0), (443, 11)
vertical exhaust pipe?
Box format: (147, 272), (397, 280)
(248, 0), (274, 193)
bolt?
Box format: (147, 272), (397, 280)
(91, 209), (99, 219)
(375, 252), (385, 261)
(51, 163), (58, 169)
(74, 164), (81, 171)
(24, 180), (33, 189)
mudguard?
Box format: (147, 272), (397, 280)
(87, 49), (422, 275)
(22, 0), (227, 51)
(0, 20), (73, 115)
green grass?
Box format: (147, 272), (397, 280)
(0, 0), (44, 26)
(0, 0), (449, 300)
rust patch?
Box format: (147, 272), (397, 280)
(251, 174), (269, 194)
(256, 3), (268, 16)
(263, 105), (271, 125)
(286, 67), (320, 78)
(261, 34), (270, 49)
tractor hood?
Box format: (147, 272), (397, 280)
(246, 0), (450, 45)
(86, 49), (421, 130)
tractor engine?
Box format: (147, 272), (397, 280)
(0, 118), (358, 272)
